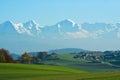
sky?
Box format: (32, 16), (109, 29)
(0, 0), (120, 25)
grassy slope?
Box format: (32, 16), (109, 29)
(44, 53), (120, 72)
(0, 63), (120, 80)
(0, 63), (86, 80)
(44, 53), (89, 66)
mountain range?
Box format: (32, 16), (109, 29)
(0, 19), (120, 39)
(0, 19), (120, 54)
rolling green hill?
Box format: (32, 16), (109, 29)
(0, 63), (120, 80)
(0, 63), (86, 80)
(43, 53), (120, 72)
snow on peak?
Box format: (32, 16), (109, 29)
(22, 20), (41, 36)
(57, 19), (76, 27)
(28, 20), (37, 25)
(13, 23), (28, 34)
(65, 19), (76, 26)
(24, 20), (41, 30)
(25, 20), (37, 26)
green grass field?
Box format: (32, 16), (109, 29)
(0, 63), (120, 80)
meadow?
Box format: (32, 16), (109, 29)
(0, 63), (120, 80)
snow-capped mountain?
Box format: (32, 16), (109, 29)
(82, 22), (119, 38)
(0, 20), (41, 36)
(54, 19), (80, 32)
(40, 19), (81, 38)
(1, 19), (120, 54)
(0, 19), (120, 39)
(23, 20), (41, 35)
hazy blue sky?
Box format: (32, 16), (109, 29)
(0, 0), (120, 25)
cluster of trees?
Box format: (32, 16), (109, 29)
(0, 49), (33, 64)
(0, 48), (59, 64)
(103, 51), (120, 61)
(20, 52), (33, 64)
(0, 49), (14, 63)
(73, 51), (120, 62)
(28, 52), (59, 64)
(19, 52), (59, 64)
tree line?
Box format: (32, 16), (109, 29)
(0, 48), (59, 64)
(1, 48), (120, 64)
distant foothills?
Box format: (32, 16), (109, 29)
(0, 48), (120, 68)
